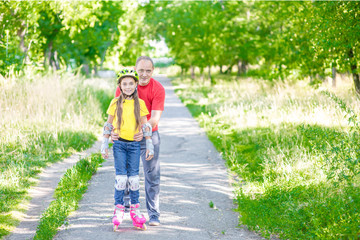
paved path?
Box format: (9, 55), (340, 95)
(54, 76), (263, 240)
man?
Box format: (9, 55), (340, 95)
(112, 56), (165, 226)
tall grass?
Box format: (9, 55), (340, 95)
(0, 73), (114, 237)
(173, 75), (360, 239)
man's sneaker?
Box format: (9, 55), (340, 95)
(149, 215), (160, 226)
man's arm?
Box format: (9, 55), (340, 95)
(133, 110), (162, 141)
(148, 110), (163, 129)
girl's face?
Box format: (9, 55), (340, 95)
(120, 77), (137, 97)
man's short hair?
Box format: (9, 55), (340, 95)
(136, 56), (154, 68)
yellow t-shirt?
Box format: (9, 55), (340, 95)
(106, 98), (149, 141)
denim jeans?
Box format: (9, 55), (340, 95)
(113, 140), (141, 205)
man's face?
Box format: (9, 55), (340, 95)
(135, 60), (154, 86)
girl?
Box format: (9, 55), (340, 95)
(101, 68), (154, 231)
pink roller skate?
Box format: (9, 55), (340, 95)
(130, 203), (147, 230)
(112, 204), (125, 231)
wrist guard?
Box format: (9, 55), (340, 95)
(146, 138), (154, 156)
(103, 122), (114, 135)
(142, 122), (152, 137)
(101, 137), (109, 154)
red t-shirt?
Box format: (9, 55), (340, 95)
(115, 78), (165, 131)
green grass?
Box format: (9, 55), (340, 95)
(0, 73), (114, 238)
(173, 74), (360, 239)
(34, 153), (104, 240)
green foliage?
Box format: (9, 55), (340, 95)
(2, 0), (360, 87)
(173, 76), (360, 239)
(0, 74), (112, 238)
(33, 153), (104, 240)
(237, 184), (360, 239)
(0, 1), (129, 76)
(144, 1), (229, 70)
(144, 1), (360, 90)
(64, 1), (125, 74)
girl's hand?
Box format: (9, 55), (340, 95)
(146, 149), (153, 161)
(101, 149), (109, 159)
(101, 137), (109, 159)
(145, 150), (153, 160)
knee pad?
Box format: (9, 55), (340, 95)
(128, 175), (140, 191)
(115, 175), (127, 190)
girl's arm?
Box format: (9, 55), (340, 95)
(141, 116), (154, 161)
(141, 116), (151, 141)
(101, 115), (114, 159)
(103, 115), (114, 138)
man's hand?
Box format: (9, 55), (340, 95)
(134, 128), (144, 142)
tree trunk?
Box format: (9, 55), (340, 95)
(6, 30), (9, 58)
(10, 8), (28, 62)
(237, 60), (247, 76)
(278, 64), (283, 80)
(50, 50), (60, 72)
(47, 41), (53, 71)
(82, 63), (90, 76)
(316, 73), (325, 82)
(208, 65), (211, 81)
(352, 71), (360, 94)
(93, 65), (98, 76)
(191, 66), (195, 80)
(43, 42), (53, 71)
(332, 66), (336, 88)
(208, 65), (215, 85)
(17, 24), (28, 63)
(100, 48), (107, 69)
(220, 65), (223, 74)
(237, 60), (241, 76)
(224, 65), (233, 74)
(349, 48), (360, 94)
(51, 51), (57, 72)
(241, 60), (247, 74)
(200, 67), (204, 83)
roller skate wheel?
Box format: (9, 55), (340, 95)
(139, 224), (147, 231)
(134, 224), (147, 231)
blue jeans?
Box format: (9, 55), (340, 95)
(113, 140), (140, 205)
